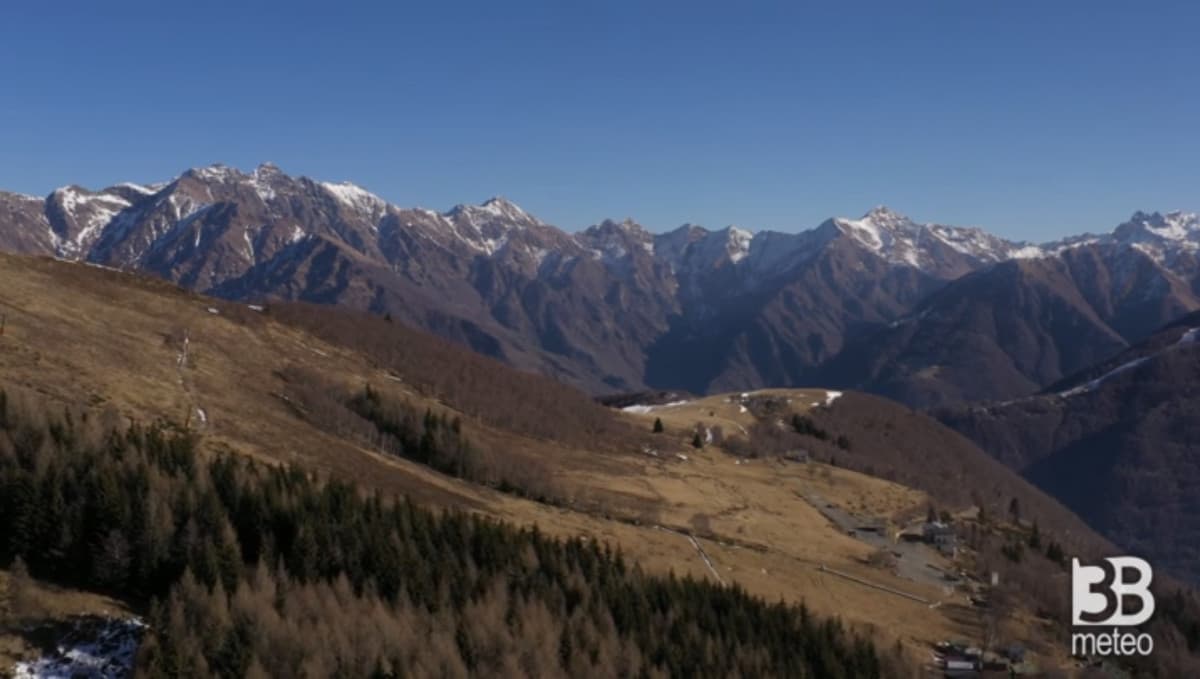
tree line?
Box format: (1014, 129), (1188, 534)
(280, 369), (558, 503)
(0, 385), (903, 678)
(270, 304), (647, 453)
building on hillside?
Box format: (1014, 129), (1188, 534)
(923, 521), (957, 556)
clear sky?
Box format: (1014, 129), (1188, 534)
(1, 1), (1195, 240)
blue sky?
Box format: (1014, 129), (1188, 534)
(1, 1), (1195, 240)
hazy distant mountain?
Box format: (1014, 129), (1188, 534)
(2, 162), (1198, 402)
(935, 312), (1200, 581)
(816, 245), (1199, 407)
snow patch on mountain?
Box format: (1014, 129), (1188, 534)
(1058, 357), (1150, 398)
(187, 164), (243, 184)
(322, 181), (388, 219)
(478, 196), (537, 222)
(578, 219), (655, 264)
(653, 225), (709, 273)
(451, 197), (539, 227)
(1109, 211), (1200, 265)
(726, 227), (753, 263)
(1008, 244), (1049, 259)
(115, 182), (156, 196)
(1055, 324), (1200, 399)
(832, 206), (1025, 270)
(12, 617), (146, 679)
(445, 197), (544, 255)
(50, 187), (132, 257)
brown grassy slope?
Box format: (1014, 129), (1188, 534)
(270, 302), (642, 452)
(0, 254), (485, 508)
(806, 392), (1112, 556)
(0, 252), (1109, 667)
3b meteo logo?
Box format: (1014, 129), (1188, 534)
(1071, 557), (1155, 657)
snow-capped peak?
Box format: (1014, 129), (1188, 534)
(579, 218), (656, 260)
(185, 163), (244, 183)
(476, 196), (538, 224)
(440, 197), (543, 255)
(1117, 210), (1200, 243)
(832, 207), (920, 260)
(1106, 210), (1200, 266)
(5, 191), (44, 203)
(253, 161), (284, 177)
(322, 180), (389, 218)
(830, 206), (1030, 270)
(724, 226), (753, 263)
(47, 186), (133, 257)
(861, 205), (911, 226)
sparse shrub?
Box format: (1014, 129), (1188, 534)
(1045, 541), (1065, 566)
(1028, 521), (1042, 550)
(866, 548), (897, 571)
(1001, 541), (1024, 563)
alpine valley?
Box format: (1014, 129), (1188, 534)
(4, 163), (1200, 676)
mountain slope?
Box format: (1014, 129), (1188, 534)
(935, 312), (1200, 581)
(818, 246), (1200, 407)
(0, 251), (1135, 667)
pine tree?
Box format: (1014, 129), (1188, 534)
(653, 418), (664, 434)
(691, 432), (703, 449)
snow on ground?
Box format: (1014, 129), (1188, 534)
(115, 182), (156, 195)
(321, 181), (388, 219)
(1055, 327), (1198, 399)
(823, 390), (843, 406)
(620, 400), (689, 414)
(725, 227), (753, 263)
(12, 617), (146, 679)
(1058, 357), (1150, 398)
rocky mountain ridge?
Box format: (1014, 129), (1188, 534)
(2, 162), (1197, 402)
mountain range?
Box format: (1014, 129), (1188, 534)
(935, 311), (1200, 582)
(2, 162), (1198, 407)
(4, 167), (1200, 671)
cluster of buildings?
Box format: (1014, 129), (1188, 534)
(936, 641), (1028, 677)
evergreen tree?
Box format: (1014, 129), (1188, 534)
(1028, 521), (1041, 549)
(0, 387), (904, 679)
